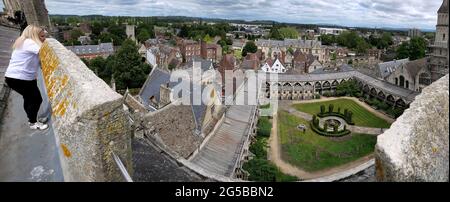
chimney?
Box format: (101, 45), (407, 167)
(159, 83), (172, 108)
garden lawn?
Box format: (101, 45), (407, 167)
(294, 98), (391, 128)
(278, 111), (377, 172)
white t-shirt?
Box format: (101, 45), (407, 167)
(5, 39), (41, 81)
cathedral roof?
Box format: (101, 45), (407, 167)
(406, 58), (428, 79)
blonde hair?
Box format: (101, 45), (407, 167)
(12, 25), (44, 50)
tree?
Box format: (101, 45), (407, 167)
(409, 37), (427, 60)
(320, 105), (326, 115)
(137, 29), (151, 43)
(91, 21), (104, 36)
(242, 41), (258, 57)
(319, 34), (336, 45)
(203, 34), (213, 43)
(396, 42), (410, 59)
(269, 27), (282, 40)
(110, 39), (152, 90)
(396, 36), (427, 60)
(278, 27), (299, 39)
(70, 29), (84, 40)
(336, 80), (360, 97)
(356, 37), (370, 54)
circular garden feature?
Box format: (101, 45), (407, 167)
(310, 104), (353, 137)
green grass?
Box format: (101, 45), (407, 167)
(294, 98), (391, 128)
(278, 111), (377, 172)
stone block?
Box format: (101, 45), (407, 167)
(375, 74), (449, 182)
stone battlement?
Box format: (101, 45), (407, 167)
(375, 74), (449, 182)
(39, 38), (132, 182)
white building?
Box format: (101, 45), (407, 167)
(262, 58), (286, 73)
(318, 27), (347, 36)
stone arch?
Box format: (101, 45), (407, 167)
(323, 81), (331, 88)
(305, 82), (312, 86)
(315, 82), (322, 89)
(378, 91), (386, 100)
(387, 95), (395, 104)
(370, 88), (378, 95)
(395, 78), (399, 86)
(358, 80), (363, 87)
(332, 80), (339, 87)
(396, 98), (406, 107)
(283, 83), (292, 87)
(363, 85), (370, 93)
(399, 76), (405, 88)
(294, 83), (302, 87)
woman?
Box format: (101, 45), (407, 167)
(5, 25), (48, 130)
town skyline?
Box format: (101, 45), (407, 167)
(0, 0), (443, 30)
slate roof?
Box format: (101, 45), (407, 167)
(378, 58), (410, 79)
(66, 43), (114, 55)
(256, 39), (322, 48)
(406, 58), (428, 79)
(139, 65), (218, 131)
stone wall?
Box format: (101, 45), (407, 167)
(375, 74), (449, 182)
(39, 38), (132, 182)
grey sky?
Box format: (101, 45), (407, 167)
(0, 0), (443, 29)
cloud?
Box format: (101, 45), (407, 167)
(38, 0), (446, 29)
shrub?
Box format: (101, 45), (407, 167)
(315, 94), (321, 99)
(337, 107), (341, 114)
(310, 122), (351, 137)
(257, 117), (272, 138)
(320, 105), (326, 115)
(329, 104), (334, 113)
(250, 137), (268, 159)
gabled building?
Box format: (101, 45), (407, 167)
(386, 58), (428, 92)
(262, 58), (286, 74)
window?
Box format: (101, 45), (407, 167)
(395, 78), (399, 85)
(443, 34), (446, 41)
(399, 76), (405, 88)
(406, 81), (409, 89)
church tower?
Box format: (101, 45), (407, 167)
(19, 0), (52, 29)
(428, 0), (449, 82)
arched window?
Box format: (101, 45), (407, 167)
(406, 81), (409, 89)
(395, 78), (399, 86)
(399, 76), (405, 88)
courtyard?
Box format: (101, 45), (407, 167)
(268, 98), (394, 179)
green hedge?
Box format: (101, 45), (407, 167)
(317, 112), (355, 125)
(257, 117), (272, 138)
(310, 122), (351, 137)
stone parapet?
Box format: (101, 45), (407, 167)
(39, 38), (132, 182)
(375, 74), (449, 182)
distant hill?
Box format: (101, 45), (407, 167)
(49, 14), (435, 32)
